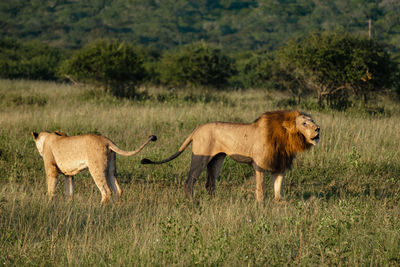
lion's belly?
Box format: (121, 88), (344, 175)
(229, 154), (252, 164)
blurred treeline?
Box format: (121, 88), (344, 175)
(1, 0), (399, 108)
(1, 0), (399, 53)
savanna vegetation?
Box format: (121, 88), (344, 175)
(1, 80), (400, 265)
(1, 1), (399, 107)
(1, 33), (398, 109)
(1, 0), (400, 265)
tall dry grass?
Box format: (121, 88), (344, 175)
(0, 79), (399, 265)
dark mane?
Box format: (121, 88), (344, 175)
(256, 110), (312, 172)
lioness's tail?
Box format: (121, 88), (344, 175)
(141, 132), (194, 165)
(109, 135), (157, 156)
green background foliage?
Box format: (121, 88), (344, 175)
(159, 42), (236, 88)
(277, 32), (399, 107)
(1, 32), (398, 106)
(1, 0), (399, 105)
(59, 39), (146, 97)
(1, 0), (400, 55)
(0, 38), (64, 80)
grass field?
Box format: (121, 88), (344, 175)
(1, 79), (400, 266)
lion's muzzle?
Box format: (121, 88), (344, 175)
(311, 128), (320, 144)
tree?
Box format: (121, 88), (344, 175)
(59, 39), (146, 97)
(235, 51), (308, 103)
(278, 32), (398, 108)
(158, 42), (236, 88)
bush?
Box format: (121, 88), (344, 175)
(136, 46), (162, 85)
(59, 39), (146, 98)
(230, 51), (268, 89)
(0, 38), (64, 80)
(278, 32), (399, 108)
(158, 42), (236, 88)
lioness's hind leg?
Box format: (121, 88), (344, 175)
(89, 167), (112, 204)
(106, 152), (122, 197)
(206, 153), (226, 196)
(184, 154), (210, 199)
(45, 164), (58, 201)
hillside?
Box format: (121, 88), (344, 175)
(1, 0), (400, 53)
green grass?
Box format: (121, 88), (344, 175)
(1, 79), (400, 266)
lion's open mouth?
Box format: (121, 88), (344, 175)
(311, 133), (320, 144)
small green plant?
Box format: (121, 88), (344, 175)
(347, 146), (361, 168)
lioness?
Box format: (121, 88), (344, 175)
(142, 110), (319, 202)
(32, 131), (157, 204)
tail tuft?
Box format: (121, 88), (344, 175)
(149, 135), (157, 142)
(141, 158), (153, 164)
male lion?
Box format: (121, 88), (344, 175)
(32, 131), (157, 204)
(141, 110), (319, 202)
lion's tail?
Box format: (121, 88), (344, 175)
(141, 132), (194, 165)
(109, 135), (157, 156)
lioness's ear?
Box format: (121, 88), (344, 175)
(32, 132), (39, 140)
(54, 131), (67, 136)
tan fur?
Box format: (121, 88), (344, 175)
(32, 131), (156, 204)
(142, 110), (319, 202)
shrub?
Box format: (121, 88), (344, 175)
(159, 42), (236, 88)
(59, 39), (146, 98)
(136, 46), (162, 85)
(0, 38), (64, 80)
(278, 32), (399, 108)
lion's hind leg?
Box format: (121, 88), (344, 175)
(206, 153), (226, 197)
(184, 153), (211, 199)
(106, 152), (122, 198)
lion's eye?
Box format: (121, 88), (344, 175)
(302, 122), (307, 126)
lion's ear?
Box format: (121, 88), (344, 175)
(32, 132), (39, 140)
(282, 121), (295, 133)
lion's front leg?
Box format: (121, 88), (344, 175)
(254, 169), (266, 202)
(271, 172), (284, 201)
(64, 175), (74, 199)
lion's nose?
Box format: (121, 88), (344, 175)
(316, 127), (320, 133)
